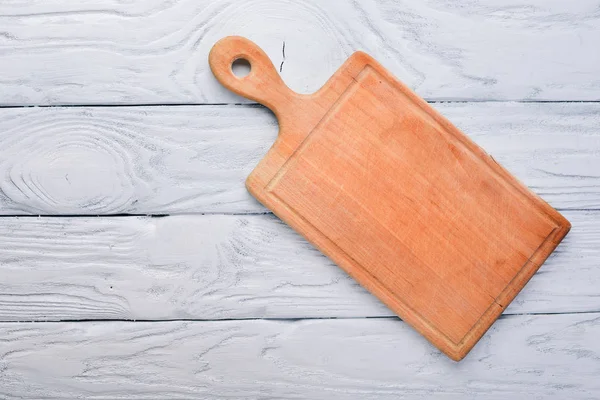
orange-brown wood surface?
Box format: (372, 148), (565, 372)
(209, 36), (571, 361)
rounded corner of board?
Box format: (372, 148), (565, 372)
(557, 213), (572, 234)
(427, 328), (477, 362)
(349, 50), (376, 66)
(546, 208), (572, 245)
(245, 173), (268, 200)
(447, 345), (470, 362)
(244, 176), (258, 193)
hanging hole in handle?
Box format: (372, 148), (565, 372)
(232, 58), (251, 78)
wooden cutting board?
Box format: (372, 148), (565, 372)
(209, 36), (571, 361)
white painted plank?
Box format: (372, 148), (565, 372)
(1, 0), (599, 105)
(0, 102), (598, 215)
(0, 210), (595, 321)
(1, 314), (599, 399)
(0, 104), (272, 214)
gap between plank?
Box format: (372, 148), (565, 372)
(2, 310), (599, 324)
(0, 208), (594, 218)
(1, 100), (600, 109)
(0, 214), (169, 218)
(0, 211), (275, 218)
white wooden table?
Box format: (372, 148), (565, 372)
(1, 1), (599, 398)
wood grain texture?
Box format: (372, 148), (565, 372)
(209, 36), (570, 360)
(0, 210), (594, 322)
(1, 314), (600, 399)
(0, 102), (598, 215)
(1, 0), (599, 105)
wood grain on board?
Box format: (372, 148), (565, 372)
(0, 102), (598, 215)
(0, 211), (592, 323)
(209, 36), (570, 360)
(1, 314), (600, 399)
(1, 0), (599, 105)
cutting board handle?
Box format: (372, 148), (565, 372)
(209, 36), (297, 115)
